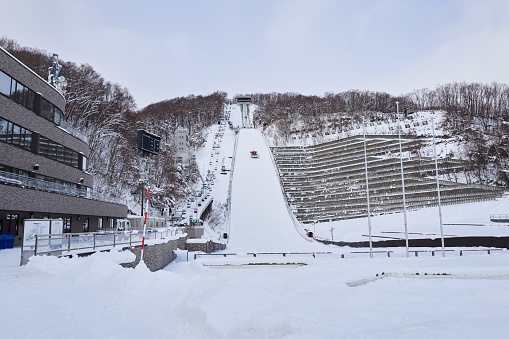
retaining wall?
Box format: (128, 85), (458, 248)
(121, 235), (225, 271)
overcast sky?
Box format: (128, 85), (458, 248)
(2, 0), (509, 108)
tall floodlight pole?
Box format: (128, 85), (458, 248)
(396, 102), (409, 257)
(362, 117), (373, 258)
(431, 116), (445, 257)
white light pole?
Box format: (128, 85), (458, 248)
(431, 116), (445, 257)
(396, 102), (409, 257)
(363, 117), (373, 258)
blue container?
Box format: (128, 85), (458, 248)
(0, 235), (5, 249)
(5, 233), (14, 249)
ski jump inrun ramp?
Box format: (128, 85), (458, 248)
(228, 129), (323, 253)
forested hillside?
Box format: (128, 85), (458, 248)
(249, 85), (509, 186)
(0, 37), (225, 213)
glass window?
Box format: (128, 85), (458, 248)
(57, 144), (65, 163)
(64, 147), (73, 164)
(39, 136), (50, 156)
(98, 218), (103, 229)
(71, 151), (79, 168)
(43, 139), (57, 160)
(9, 79), (17, 99)
(23, 129), (32, 150)
(63, 217), (71, 233)
(26, 89), (36, 111)
(41, 99), (53, 121)
(82, 155), (87, 171)
(0, 71), (11, 96)
(83, 217), (89, 232)
(7, 214), (20, 235)
(19, 127), (25, 147)
(5, 121), (13, 143)
(13, 81), (25, 104)
(11, 124), (21, 146)
(0, 118), (7, 142)
(38, 136), (80, 168)
(54, 107), (62, 125)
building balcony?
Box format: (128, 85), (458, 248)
(0, 170), (125, 206)
(60, 120), (89, 144)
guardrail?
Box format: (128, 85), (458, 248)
(490, 214), (509, 222)
(0, 170), (126, 205)
(194, 252), (333, 260)
(60, 121), (89, 143)
(32, 228), (185, 256)
(225, 132), (239, 243)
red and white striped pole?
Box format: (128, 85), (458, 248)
(139, 186), (150, 263)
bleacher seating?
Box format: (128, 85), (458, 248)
(271, 135), (504, 224)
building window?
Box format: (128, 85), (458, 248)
(82, 155), (87, 171)
(98, 218), (103, 229)
(0, 70), (59, 125)
(83, 217), (89, 232)
(0, 70), (11, 96)
(39, 136), (81, 169)
(110, 218), (114, 228)
(7, 214), (19, 235)
(63, 217), (71, 233)
(0, 118), (32, 151)
(0, 70), (36, 114)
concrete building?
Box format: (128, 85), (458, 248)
(0, 47), (127, 245)
(175, 126), (190, 164)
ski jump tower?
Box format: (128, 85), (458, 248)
(236, 96), (252, 128)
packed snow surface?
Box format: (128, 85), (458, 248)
(1, 248), (509, 338)
(228, 128), (321, 253)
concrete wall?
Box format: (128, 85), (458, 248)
(121, 235), (225, 271)
(185, 226), (204, 239)
(186, 239), (226, 253)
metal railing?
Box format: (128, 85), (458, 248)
(33, 228), (186, 256)
(0, 170), (126, 205)
(490, 214), (509, 222)
(60, 121), (89, 143)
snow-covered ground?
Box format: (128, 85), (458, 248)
(313, 197), (509, 242)
(1, 246), (508, 338)
(1, 103), (509, 338)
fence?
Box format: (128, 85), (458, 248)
(490, 214), (509, 222)
(60, 121), (89, 143)
(31, 228), (185, 256)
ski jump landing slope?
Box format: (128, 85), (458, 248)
(228, 129), (324, 253)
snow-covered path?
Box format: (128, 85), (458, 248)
(228, 128), (321, 253)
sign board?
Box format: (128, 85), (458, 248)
(236, 96), (251, 103)
(50, 219), (63, 235)
(23, 219), (50, 248)
(21, 219), (64, 265)
(137, 130), (161, 154)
